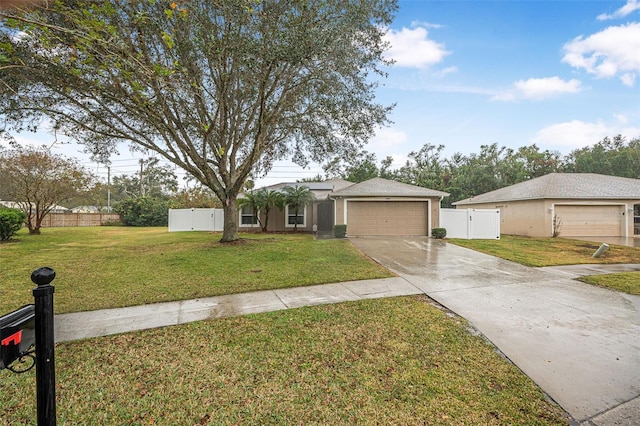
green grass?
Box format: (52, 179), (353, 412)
(449, 235), (640, 267)
(579, 273), (640, 295)
(0, 227), (393, 314)
(449, 235), (640, 295)
(0, 296), (568, 425)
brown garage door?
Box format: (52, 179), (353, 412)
(347, 201), (429, 236)
(555, 205), (623, 237)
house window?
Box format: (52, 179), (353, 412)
(240, 206), (259, 227)
(634, 204), (640, 235)
(285, 205), (306, 227)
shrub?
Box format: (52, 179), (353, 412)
(334, 224), (347, 238)
(0, 208), (26, 241)
(431, 228), (447, 239)
(114, 197), (173, 227)
(101, 219), (124, 226)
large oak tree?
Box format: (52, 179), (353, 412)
(0, 0), (396, 241)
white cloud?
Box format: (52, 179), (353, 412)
(531, 119), (640, 149)
(620, 73), (637, 86)
(387, 153), (410, 169)
(562, 23), (640, 86)
(614, 113), (629, 124)
(370, 127), (408, 152)
(532, 120), (609, 149)
(492, 77), (582, 101)
(515, 77), (582, 99)
(432, 66), (458, 78)
(410, 21), (445, 30)
(383, 26), (450, 69)
(597, 0), (640, 20)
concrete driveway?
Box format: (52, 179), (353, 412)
(350, 237), (640, 424)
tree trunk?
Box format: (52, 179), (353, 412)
(261, 206), (270, 233)
(221, 197), (239, 242)
(32, 215), (43, 235)
(27, 215), (41, 234)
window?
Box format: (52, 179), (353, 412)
(240, 206), (259, 226)
(285, 205), (306, 227)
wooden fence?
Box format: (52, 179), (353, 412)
(40, 213), (121, 228)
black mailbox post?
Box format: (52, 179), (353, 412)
(1, 267), (57, 425)
(0, 304), (36, 371)
(32, 266), (57, 426)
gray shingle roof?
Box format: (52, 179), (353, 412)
(330, 177), (449, 198)
(455, 173), (640, 205)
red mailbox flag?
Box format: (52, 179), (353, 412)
(1, 329), (23, 346)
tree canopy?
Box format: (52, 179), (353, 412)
(325, 135), (638, 207)
(111, 158), (179, 200)
(0, 0), (396, 241)
(564, 135), (640, 178)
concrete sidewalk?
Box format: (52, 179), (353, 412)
(54, 277), (421, 342)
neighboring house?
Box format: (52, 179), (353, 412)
(454, 173), (640, 238)
(70, 205), (100, 213)
(0, 200), (69, 213)
(239, 177), (449, 237)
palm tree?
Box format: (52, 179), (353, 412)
(238, 188), (285, 232)
(282, 185), (316, 232)
(237, 190), (261, 228)
(257, 189), (284, 232)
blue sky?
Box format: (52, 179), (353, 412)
(373, 0), (639, 160)
(6, 0), (640, 187)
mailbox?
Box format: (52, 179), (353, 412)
(0, 304), (36, 371)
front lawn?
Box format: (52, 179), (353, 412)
(449, 235), (639, 267)
(0, 296), (568, 425)
(0, 227), (393, 314)
(579, 273), (640, 295)
(449, 235), (640, 295)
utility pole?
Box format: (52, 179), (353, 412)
(107, 166), (111, 212)
(139, 159), (144, 197)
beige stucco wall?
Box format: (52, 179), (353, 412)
(335, 198), (346, 226)
(431, 200), (441, 230)
(459, 198), (639, 237)
(466, 199), (548, 236)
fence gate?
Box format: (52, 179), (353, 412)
(440, 208), (500, 240)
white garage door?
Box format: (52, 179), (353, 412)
(347, 201), (429, 236)
(555, 205), (623, 237)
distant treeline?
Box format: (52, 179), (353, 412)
(321, 135), (640, 207)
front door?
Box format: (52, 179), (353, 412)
(317, 201), (334, 232)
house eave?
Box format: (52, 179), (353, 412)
(455, 195), (640, 206)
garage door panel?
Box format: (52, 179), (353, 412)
(556, 205), (622, 237)
(347, 201), (428, 236)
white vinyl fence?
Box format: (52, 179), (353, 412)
(168, 208), (224, 232)
(440, 208), (500, 240)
